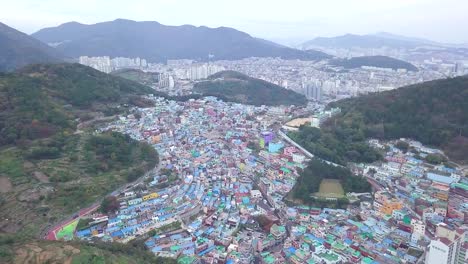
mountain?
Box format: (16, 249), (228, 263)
(0, 22), (63, 72)
(302, 33), (433, 50)
(0, 63), (153, 146)
(289, 76), (468, 166)
(0, 63), (158, 258)
(329, 76), (468, 163)
(373, 32), (439, 46)
(374, 32), (468, 49)
(193, 71), (308, 106)
(331, 55), (418, 71)
(32, 19), (331, 62)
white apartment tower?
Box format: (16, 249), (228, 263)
(189, 63), (224, 80)
(304, 81), (322, 101)
(425, 224), (467, 264)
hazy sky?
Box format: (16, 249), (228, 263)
(2, 0), (467, 44)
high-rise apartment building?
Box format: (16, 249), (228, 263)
(79, 56), (113, 73)
(304, 81), (322, 101)
(78, 56), (148, 73)
(425, 223), (467, 264)
(189, 63), (224, 80)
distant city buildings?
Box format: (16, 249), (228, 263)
(77, 53), (467, 105)
(189, 63), (225, 80)
(78, 56), (148, 73)
(79, 56), (113, 73)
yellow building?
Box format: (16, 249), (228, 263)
(142, 192), (159, 201)
(380, 200), (403, 215)
(151, 135), (161, 144)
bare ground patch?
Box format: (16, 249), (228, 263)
(0, 176), (13, 193)
(33, 171), (50, 183)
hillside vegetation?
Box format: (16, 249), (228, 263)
(290, 76), (468, 164)
(290, 158), (371, 208)
(331, 55), (418, 71)
(330, 75), (468, 163)
(194, 71), (307, 106)
(0, 237), (175, 264)
(111, 68), (160, 86)
(0, 64), (158, 254)
(0, 63), (152, 146)
(289, 125), (382, 166)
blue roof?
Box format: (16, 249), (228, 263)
(76, 229), (91, 237)
(145, 240), (155, 247)
(427, 173), (454, 184)
(110, 230), (124, 238)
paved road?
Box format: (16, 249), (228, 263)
(278, 130), (344, 168)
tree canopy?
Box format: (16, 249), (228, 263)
(330, 75), (468, 163)
(194, 71), (307, 106)
(292, 158), (371, 204)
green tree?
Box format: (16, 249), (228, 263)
(101, 196), (120, 213)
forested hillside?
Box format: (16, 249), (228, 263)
(331, 76), (468, 163)
(0, 63), (159, 262)
(194, 70), (307, 106)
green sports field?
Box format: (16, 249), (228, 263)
(56, 219), (79, 240)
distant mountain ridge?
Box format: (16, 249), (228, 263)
(0, 21), (63, 72)
(302, 33), (436, 50)
(32, 19), (331, 62)
(301, 32), (468, 51)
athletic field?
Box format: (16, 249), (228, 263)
(314, 179), (345, 198)
(55, 219), (78, 240)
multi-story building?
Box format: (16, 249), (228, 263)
(304, 81), (322, 101)
(189, 63), (225, 80)
(425, 223), (467, 264)
(447, 182), (468, 224)
(78, 56), (148, 73)
(79, 56), (113, 73)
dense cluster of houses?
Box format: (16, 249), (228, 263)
(69, 97), (466, 264)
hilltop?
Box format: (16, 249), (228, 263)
(331, 55), (418, 71)
(290, 76), (468, 165)
(193, 71), (308, 106)
(0, 63), (158, 262)
(330, 76), (468, 163)
(289, 158), (371, 208)
(32, 19), (331, 62)
(0, 22), (63, 72)
(0, 63), (153, 146)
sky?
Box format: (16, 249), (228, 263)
(2, 0), (467, 44)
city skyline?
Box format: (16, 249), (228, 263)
(2, 0), (468, 44)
